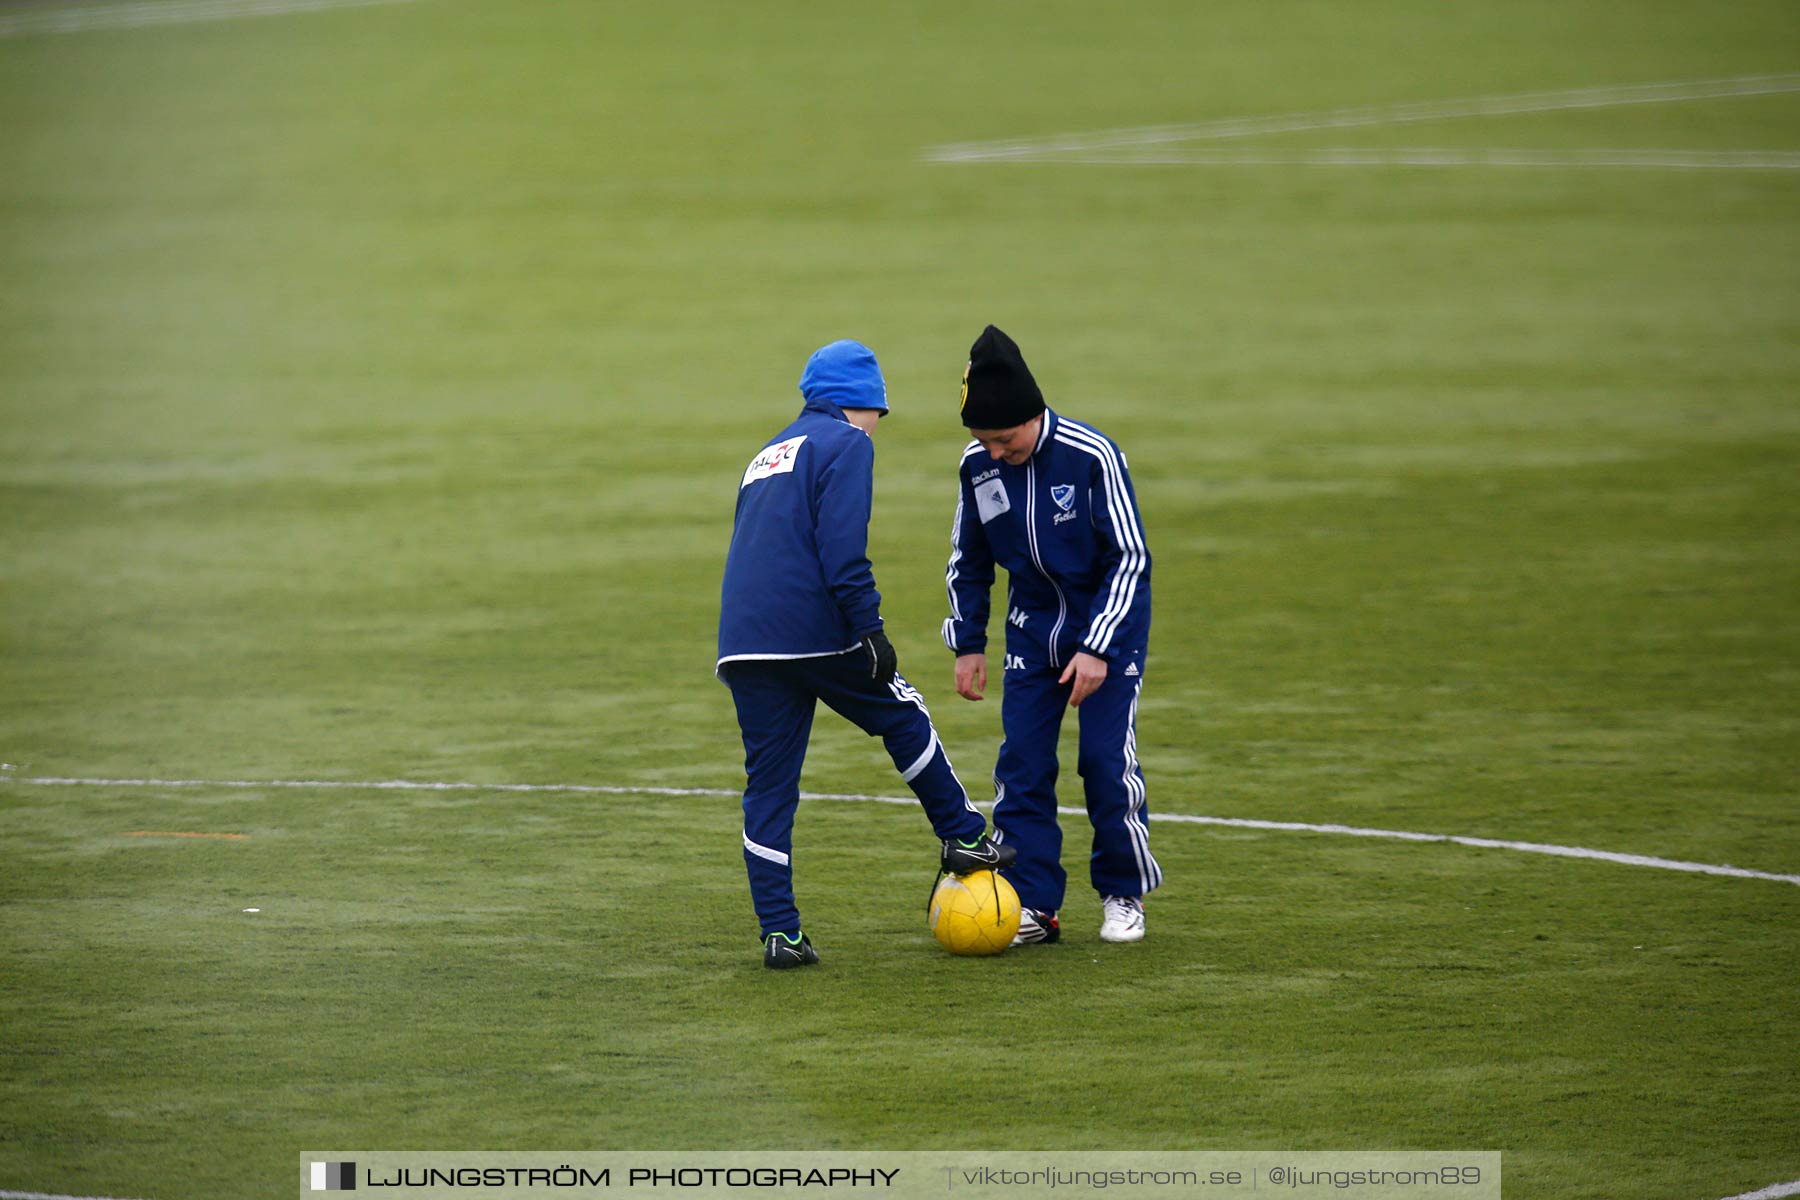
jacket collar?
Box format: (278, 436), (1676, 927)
(800, 394), (850, 423)
(1031, 408), (1056, 458)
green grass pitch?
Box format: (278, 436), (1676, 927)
(2, 2), (1797, 1198)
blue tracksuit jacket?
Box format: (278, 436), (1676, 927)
(942, 409), (1150, 665)
(718, 394), (883, 669)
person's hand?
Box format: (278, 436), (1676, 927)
(954, 653), (987, 701)
(1059, 651), (1108, 707)
(861, 630), (897, 686)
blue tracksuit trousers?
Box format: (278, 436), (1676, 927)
(724, 651), (986, 937)
(992, 647), (1161, 913)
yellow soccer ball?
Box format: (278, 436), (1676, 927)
(929, 870), (1021, 956)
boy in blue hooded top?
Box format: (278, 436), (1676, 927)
(718, 339), (1012, 969)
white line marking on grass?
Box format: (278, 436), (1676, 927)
(6, 774), (751, 799)
(1012, 148), (1800, 171)
(924, 73), (1800, 166)
(6, 774), (1798, 887)
(1145, 809), (1800, 886)
(0, 0), (418, 39)
(1719, 1180), (1800, 1200)
(0, 1190), (150, 1200)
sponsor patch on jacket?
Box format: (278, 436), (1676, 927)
(974, 476), (1011, 524)
(742, 436), (807, 488)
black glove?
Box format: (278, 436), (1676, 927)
(860, 629), (898, 686)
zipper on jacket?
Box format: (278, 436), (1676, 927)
(1024, 457), (1068, 668)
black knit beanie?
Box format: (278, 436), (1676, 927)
(960, 324), (1046, 430)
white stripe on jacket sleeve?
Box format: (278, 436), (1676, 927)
(1054, 422), (1147, 655)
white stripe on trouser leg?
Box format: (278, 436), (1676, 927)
(888, 675), (930, 713)
(743, 830), (790, 866)
(900, 729), (941, 783)
(1120, 683), (1159, 893)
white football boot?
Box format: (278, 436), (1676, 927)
(1099, 895), (1145, 943)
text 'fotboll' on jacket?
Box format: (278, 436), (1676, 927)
(943, 409), (1150, 667)
(718, 395), (884, 670)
